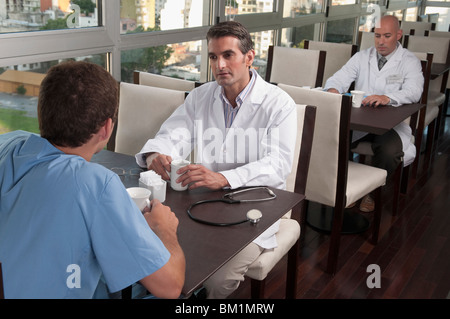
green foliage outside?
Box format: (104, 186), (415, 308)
(0, 108), (39, 134)
(73, 0), (96, 15)
(16, 85), (27, 95)
(121, 26), (174, 83)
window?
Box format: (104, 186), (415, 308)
(325, 18), (355, 43)
(0, 54), (107, 134)
(120, 0), (210, 33)
(121, 41), (202, 83)
(0, 0), (101, 34)
(283, 0), (324, 17)
(225, 0), (274, 17)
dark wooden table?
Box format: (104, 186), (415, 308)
(92, 150), (304, 296)
(350, 103), (425, 135)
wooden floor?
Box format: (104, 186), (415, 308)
(231, 115), (450, 299)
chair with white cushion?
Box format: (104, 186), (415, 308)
(115, 82), (185, 156)
(133, 71), (197, 92)
(266, 45), (326, 88)
(404, 35), (450, 175)
(246, 104), (317, 299)
(304, 40), (357, 84)
(278, 84), (387, 275)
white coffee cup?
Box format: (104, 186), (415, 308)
(350, 90), (365, 108)
(170, 159), (190, 191)
(126, 187), (151, 211)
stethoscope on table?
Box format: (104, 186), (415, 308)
(186, 186), (277, 226)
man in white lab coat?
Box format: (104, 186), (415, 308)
(135, 21), (297, 298)
(324, 15), (423, 212)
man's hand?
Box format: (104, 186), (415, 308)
(146, 152), (172, 180)
(362, 95), (390, 107)
(176, 164), (230, 190)
(327, 88), (340, 94)
(142, 199), (178, 237)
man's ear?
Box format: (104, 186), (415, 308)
(397, 29), (403, 42)
(99, 118), (113, 141)
(246, 49), (255, 67)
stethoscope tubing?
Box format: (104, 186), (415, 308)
(186, 187), (276, 226)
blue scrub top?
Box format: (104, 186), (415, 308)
(0, 132), (170, 298)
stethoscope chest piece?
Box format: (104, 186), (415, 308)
(247, 209), (262, 224)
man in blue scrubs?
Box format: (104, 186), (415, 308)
(0, 61), (185, 298)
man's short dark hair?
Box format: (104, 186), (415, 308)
(206, 21), (254, 54)
(38, 61), (118, 148)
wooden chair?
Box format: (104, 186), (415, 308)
(304, 40), (357, 84)
(425, 30), (450, 38)
(115, 82), (185, 156)
(266, 45), (326, 88)
(400, 21), (436, 36)
(411, 52), (434, 178)
(425, 30), (450, 128)
(278, 84), (387, 274)
(0, 262), (4, 299)
(133, 71), (197, 91)
(404, 35), (450, 175)
(246, 104), (317, 299)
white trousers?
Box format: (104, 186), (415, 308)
(203, 242), (264, 299)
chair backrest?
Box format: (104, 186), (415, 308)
(304, 40), (358, 84)
(425, 30), (450, 38)
(285, 104), (316, 194)
(285, 104), (316, 220)
(404, 35), (450, 93)
(408, 52), (433, 134)
(358, 31), (375, 51)
(115, 82), (185, 156)
(400, 21), (436, 36)
(278, 84), (352, 207)
(412, 52), (433, 105)
(133, 71), (196, 92)
(266, 45), (326, 88)
(0, 262), (4, 299)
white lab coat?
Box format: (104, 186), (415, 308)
(324, 43), (424, 166)
(136, 71), (297, 249)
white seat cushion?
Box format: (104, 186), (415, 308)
(424, 105), (440, 127)
(346, 161), (387, 206)
(246, 219), (300, 280)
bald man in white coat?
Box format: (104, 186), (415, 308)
(324, 15), (423, 212)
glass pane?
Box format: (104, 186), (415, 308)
(280, 25), (316, 48)
(0, 54), (107, 134)
(121, 40), (202, 83)
(325, 18), (355, 43)
(405, 7), (418, 21)
(0, 0), (100, 34)
(387, 10), (404, 21)
(425, 7), (450, 31)
(331, 0), (356, 5)
(120, 0), (210, 33)
(283, 0), (324, 17)
(251, 30), (274, 79)
(225, 0), (274, 17)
